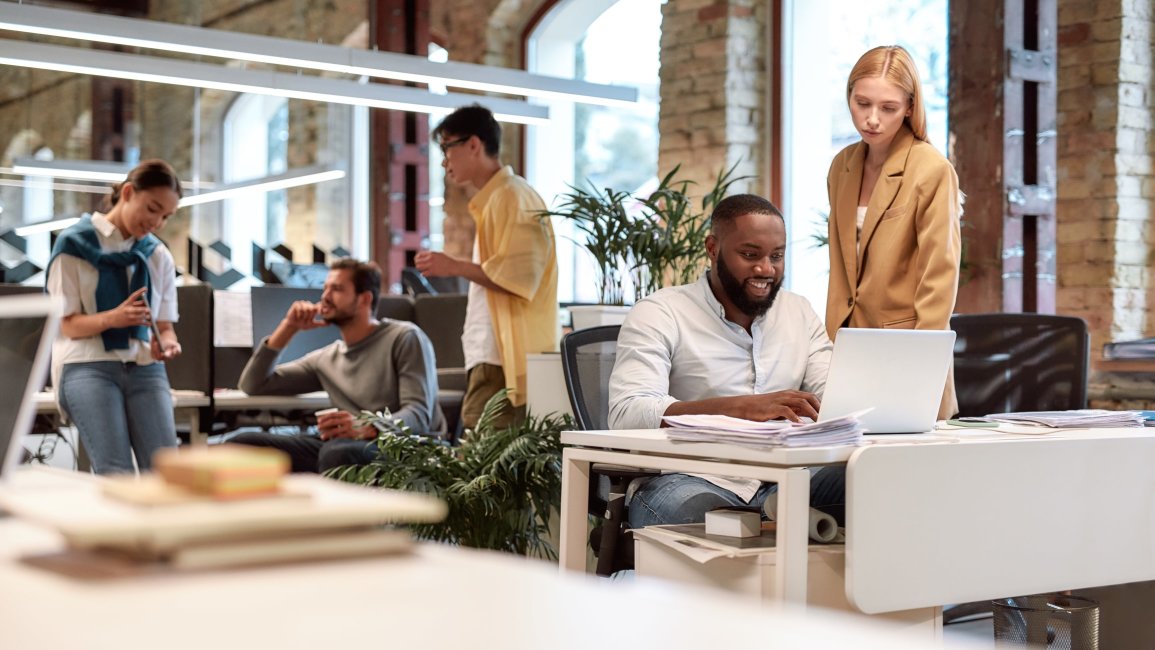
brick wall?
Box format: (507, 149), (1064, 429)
(658, 0), (764, 196)
(1058, 0), (1155, 407)
(429, 0), (547, 262)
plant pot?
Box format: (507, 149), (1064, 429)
(569, 304), (631, 331)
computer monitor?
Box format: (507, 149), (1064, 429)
(249, 286), (340, 364)
(0, 295), (61, 480)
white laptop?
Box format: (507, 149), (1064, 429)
(0, 294), (62, 481)
(817, 328), (955, 434)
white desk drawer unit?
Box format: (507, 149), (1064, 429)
(633, 529), (847, 607)
(633, 528), (939, 635)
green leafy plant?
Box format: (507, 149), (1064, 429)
(544, 162), (749, 304)
(327, 391), (574, 558)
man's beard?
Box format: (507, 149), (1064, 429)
(321, 303), (355, 326)
(714, 254), (782, 318)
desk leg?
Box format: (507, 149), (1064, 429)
(775, 467), (811, 606)
(188, 410), (208, 446)
(560, 449), (591, 573)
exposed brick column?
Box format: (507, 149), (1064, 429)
(1056, 0), (1155, 364)
(427, 0), (525, 263)
(658, 0), (765, 196)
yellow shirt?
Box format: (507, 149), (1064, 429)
(469, 166), (559, 407)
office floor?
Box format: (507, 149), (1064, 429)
(943, 617), (995, 647)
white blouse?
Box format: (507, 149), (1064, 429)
(46, 212), (178, 368)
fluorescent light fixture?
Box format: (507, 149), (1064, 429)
(179, 168), (346, 208)
(0, 40), (549, 125)
(0, 3), (637, 107)
(12, 157), (132, 183)
(0, 176), (110, 195)
(14, 217), (80, 236)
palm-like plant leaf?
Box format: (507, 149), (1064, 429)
(327, 391), (573, 558)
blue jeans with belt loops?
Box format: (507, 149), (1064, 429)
(59, 361), (177, 475)
(627, 466), (847, 529)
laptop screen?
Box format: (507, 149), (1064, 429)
(0, 295), (61, 479)
(818, 328), (955, 434)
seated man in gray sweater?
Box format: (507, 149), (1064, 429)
(232, 258), (444, 473)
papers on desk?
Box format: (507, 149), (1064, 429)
(662, 411), (865, 448)
(984, 409), (1145, 428)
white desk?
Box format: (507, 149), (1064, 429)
(35, 390), (331, 447)
(35, 390), (212, 445)
(561, 428), (854, 605)
(845, 427), (1155, 614)
(562, 427), (1155, 615)
(0, 517), (982, 649)
(210, 389), (331, 413)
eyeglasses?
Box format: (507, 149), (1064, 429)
(438, 136), (470, 155)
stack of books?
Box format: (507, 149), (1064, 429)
(984, 409), (1144, 428)
(662, 411), (865, 448)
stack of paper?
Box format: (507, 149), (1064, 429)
(984, 409), (1144, 428)
(662, 411), (865, 448)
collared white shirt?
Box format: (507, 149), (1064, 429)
(47, 212), (178, 368)
(608, 272), (832, 499)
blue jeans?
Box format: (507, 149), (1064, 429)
(59, 361), (177, 475)
(229, 431), (378, 474)
(627, 466), (846, 529)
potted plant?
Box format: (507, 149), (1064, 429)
(544, 162), (747, 329)
(328, 391), (574, 558)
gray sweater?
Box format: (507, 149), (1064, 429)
(239, 320), (445, 434)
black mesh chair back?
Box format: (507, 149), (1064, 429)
(950, 313), (1089, 417)
(560, 325), (620, 430)
(944, 314), (1090, 625)
(401, 267), (438, 296)
(561, 325), (658, 576)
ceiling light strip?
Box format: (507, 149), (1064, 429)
(178, 169), (347, 208)
(0, 3), (636, 107)
(0, 40), (549, 125)
(13, 217), (81, 236)
(12, 157), (132, 183)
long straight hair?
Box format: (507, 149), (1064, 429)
(846, 45), (928, 143)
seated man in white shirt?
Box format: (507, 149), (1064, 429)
(608, 193), (844, 528)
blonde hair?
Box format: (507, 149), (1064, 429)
(846, 45), (928, 142)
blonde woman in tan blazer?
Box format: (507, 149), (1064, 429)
(825, 45), (962, 419)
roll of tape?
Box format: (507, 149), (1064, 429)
(762, 493), (839, 543)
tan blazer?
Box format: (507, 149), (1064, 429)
(825, 125), (962, 418)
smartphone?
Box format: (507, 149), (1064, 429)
(141, 292), (164, 344)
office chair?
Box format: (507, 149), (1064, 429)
(944, 312), (1090, 625)
(401, 267), (439, 296)
(560, 325), (657, 576)
(402, 267), (469, 296)
(951, 313), (1089, 416)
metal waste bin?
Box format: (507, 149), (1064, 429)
(992, 594), (1099, 649)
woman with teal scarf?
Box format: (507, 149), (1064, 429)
(46, 159), (184, 474)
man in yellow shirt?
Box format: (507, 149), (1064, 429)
(416, 104), (559, 430)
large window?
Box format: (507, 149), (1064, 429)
(782, 0), (949, 312)
(189, 93), (368, 289)
(220, 94), (288, 287)
(526, 0), (662, 304)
